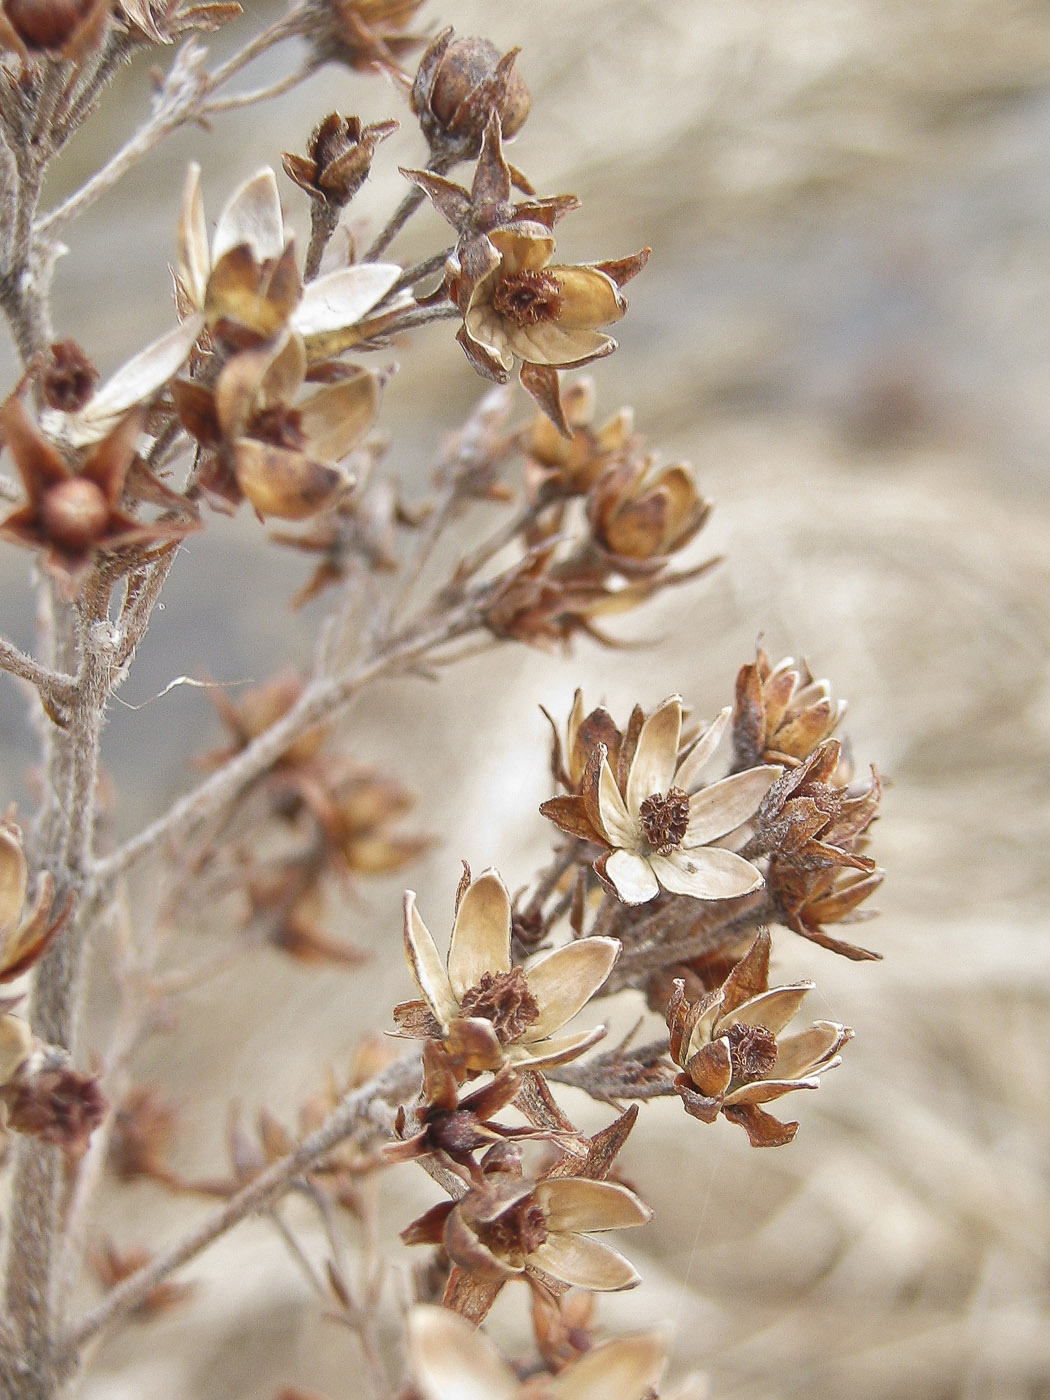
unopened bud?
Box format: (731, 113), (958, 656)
(412, 29), (530, 158)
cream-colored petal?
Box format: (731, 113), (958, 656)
(529, 1232), (640, 1291)
(504, 322), (614, 368)
(213, 168), (284, 265)
(64, 317), (204, 446)
(771, 1022), (850, 1080)
(683, 764), (781, 847)
(718, 983), (812, 1036)
(550, 266), (625, 328)
(489, 225), (555, 275)
(674, 707), (731, 793)
(177, 162), (210, 308)
(626, 696), (682, 817)
(407, 1305), (519, 1400)
(597, 756), (635, 846)
(506, 1024), (606, 1070)
(293, 263), (402, 337)
(649, 847), (763, 900)
(256, 332), (307, 409)
(724, 1075), (822, 1106)
(447, 869), (512, 1001)
(0, 826), (28, 933)
(464, 304), (515, 372)
(299, 374), (378, 463)
(604, 849), (660, 904)
(233, 441), (344, 521)
(403, 891), (458, 1025)
(550, 1334), (667, 1400)
(524, 937), (618, 1040)
(537, 1179), (651, 1233)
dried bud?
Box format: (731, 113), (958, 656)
(0, 0), (104, 54)
(283, 115), (398, 208)
(42, 340), (99, 414)
(412, 29), (530, 157)
(0, 1060), (107, 1153)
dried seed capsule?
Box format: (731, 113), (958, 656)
(412, 29), (530, 158)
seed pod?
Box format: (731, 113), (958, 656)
(412, 29), (530, 158)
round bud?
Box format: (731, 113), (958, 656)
(40, 478), (109, 553)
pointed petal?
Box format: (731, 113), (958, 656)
(722, 1101), (799, 1147)
(771, 1022), (851, 1079)
(603, 849), (659, 904)
(67, 317), (203, 446)
(550, 265), (625, 328)
(684, 765), (782, 847)
(536, 1178), (651, 1233)
(524, 937), (618, 1040)
(213, 168), (284, 264)
(294, 263), (401, 337)
(505, 321), (616, 369)
(489, 225), (554, 275)
(597, 756), (634, 845)
(719, 983), (812, 1036)
(507, 1024), (606, 1070)
(299, 374), (378, 462)
(447, 869), (511, 999)
(233, 441), (344, 521)
(724, 1075), (822, 1106)
(403, 890), (458, 1024)
(649, 847), (763, 900)
(626, 696), (682, 816)
(674, 707), (730, 792)
(529, 1232), (641, 1291)
(408, 1305), (518, 1400)
(177, 162), (210, 308)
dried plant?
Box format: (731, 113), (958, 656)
(0, 5), (886, 1398)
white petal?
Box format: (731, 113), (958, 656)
(294, 263), (402, 336)
(625, 696), (682, 816)
(537, 1179), (651, 1233)
(408, 1305), (518, 1400)
(604, 849), (660, 904)
(529, 1233), (641, 1291)
(447, 869), (511, 1000)
(683, 765), (781, 847)
(718, 983), (813, 1036)
(213, 168), (284, 265)
(177, 162), (210, 308)
(649, 848), (763, 900)
(550, 1335), (667, 1400)
(66, 317), (203, 445)
(674, 707), (730, 793)
(597, 756), (635, 846)
(507, 1024), (606, 1070)
(525, 937), (618, 1039)
(403, 891), (458, 1025)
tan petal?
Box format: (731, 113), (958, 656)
(504, 321), (615, 368)
(299, 374), (378, 463)
(684, 764), (781, 847)
(718, 983), (812, 1036)
(506, 1023), (606, 1070)
(447, 869), (511, 1000)
(294, 263), (402, 339)
(213, 167), (284, 265)
(529, 1232), (641, 1291)
(649, 847), (763, 900)
(0, 1013), (32, 1084)
(673, 707), (730, 792)
(256, 332), (308, 410)
(489, 225), (555, 275)
(537, 1178), (651, 1233)
(772, 1021), (851, 1080)
(550, 265), (625, 329)
(0, 825), (28, 933)
(724, 1075), (822, 1106)
(597, 756), (634, 846)
(407, 1305), (518, 1400)
(233, 441), (344, 521)
(551, 1334), (667, 1400)
(626, 696), (682, 817)
(403, 890), (458, 1024)
(177, 162), (210, 309)
(463, 304), (515, 373)
(524, 937), (618, 1040)
(603, 849), (659, 904)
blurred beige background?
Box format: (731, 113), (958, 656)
(2, 2), (1049, 1397)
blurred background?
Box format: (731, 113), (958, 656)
(2, 1), (1049, 1396)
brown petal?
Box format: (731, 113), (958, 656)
(233, 441), (344, 521)
(722, 1101), (799, 1148)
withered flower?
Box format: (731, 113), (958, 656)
(542, 696), (780, 905)
(299, 0), (428, 77)
(524, 376), (635, 501)
(395, 867), (617, 1072)
(770, 861), (884, 962)
(408, 1305), (667, 1400)
(283, 114), (398, 209)
(587, 458), (711, 576)
(667, 929), (852, 1147)
(732, 647), (847, 770)
(300, 760), (429, 875)
(0, 397), (196, 596)
(198, 669), (325, 769)
(0, 816), (59, 983)
(412, 28), (530, 158)
(0, 1057), (107, 1154)
(403, 1168), (651, 1311)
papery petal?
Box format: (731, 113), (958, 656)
(771, 1022), (851, 1079)
(723, 1074), (822, 1106)
(294, 264), (402, 337)
(299, 374), (378, 463)
(403, 891), (458, 1024)
(447, 869), (512, 1000)
(649, 847), (763, 900)
(233, 441), (344, 521)
(524, 937), (618, 1040)
(507, 1024), (606, 1070)
(718, 983), (812, 1036)
(674, 707), (730, 792)
(603, 849), (659, 904)
(597, 757), (634, 846)
(489, 226), (555, 275)
(177, 162), (210, 308)
(537, 1178), (651, 1233)
(550, 266), (626, 328)
(213, 168), (284, 265)
(550, 1334), (667, 1400)
(529, 1232), (640, 1291)
(408, 1305), (518, 1400)
(504, 322), (615, 368)
(683, 765), (781, 848)
(626, 697), (682, 817)
(684, 1036), (733, 1097)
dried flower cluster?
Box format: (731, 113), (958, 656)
(0, 6), (885, 1400)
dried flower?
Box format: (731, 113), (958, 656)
(407, 1304), (667, 1400)
(412, 29), (530, 158)
(587, 458), (711, 575)
(542, 696), (780, 904)
(300, 0), (427, 77)
(524, 376), (635, 500)
(732, 648), (847, 770)
(667, 929), (852, 1146)
(395, 867), (617, 1072)
(109, 1085), (179, 1182)
(283, 114), (398, 209)
(90, 1240), (195, 1317)
(198, 670), (326, 769)
(41, 341), (99, 414)
(0, 1058), (107, 1153)
(751, 741), (881, 874)
(0, 817), (59, 982)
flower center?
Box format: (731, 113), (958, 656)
(459, 967), (540, 1045)
(478, 1196), (549, 1265)
(250, 405), (306, 451)
(725, 1022), (778, 1082)
(492, 270), (563, 327)
(639, 786), (690, 854)
(40, 479), (110, 553)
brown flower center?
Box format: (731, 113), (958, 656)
(459, 967), (540, 1045)
(492, 269), (563, 327)
(725, 1022), (778, 1082)
(477, 1196), (549, 1264)
(639, 786), (690, 854)
(40, 479), (109, 553)
(250, 405), (306, 451)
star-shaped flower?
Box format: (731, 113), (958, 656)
(394, 868), (618, 1072)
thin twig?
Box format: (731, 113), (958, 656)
(0, 636), (76, 711)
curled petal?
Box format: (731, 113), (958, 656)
(674, 707), (731, 792)
(648, 847), (763, 900)
(603, 849), (660, 904)
(597, 756), (634, 846)
(556, 1334), (668, 1400)
(724, 1073), (825, 1107)
(488, 225), (555, 275)
(537, 1178), (651, 1233)
(529, 1231), (641, 1291)
(626, 696), (682, 817)
(299, 373), (378, 463)
(403, 891), (458, 1025)
(232, 441), (345, 521)
(408, 1306), (518, 1400)
(524, 937), (618, 1041)
(503, 322), (616, 369)
(212, 167), (284, 265)
(717, 983), (813, 1036)
(447, 869), (512, 1000)
(771, 1021), (852, 1080)
(507, 1023), (606, 1071)
(550, 265), (626, 328)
